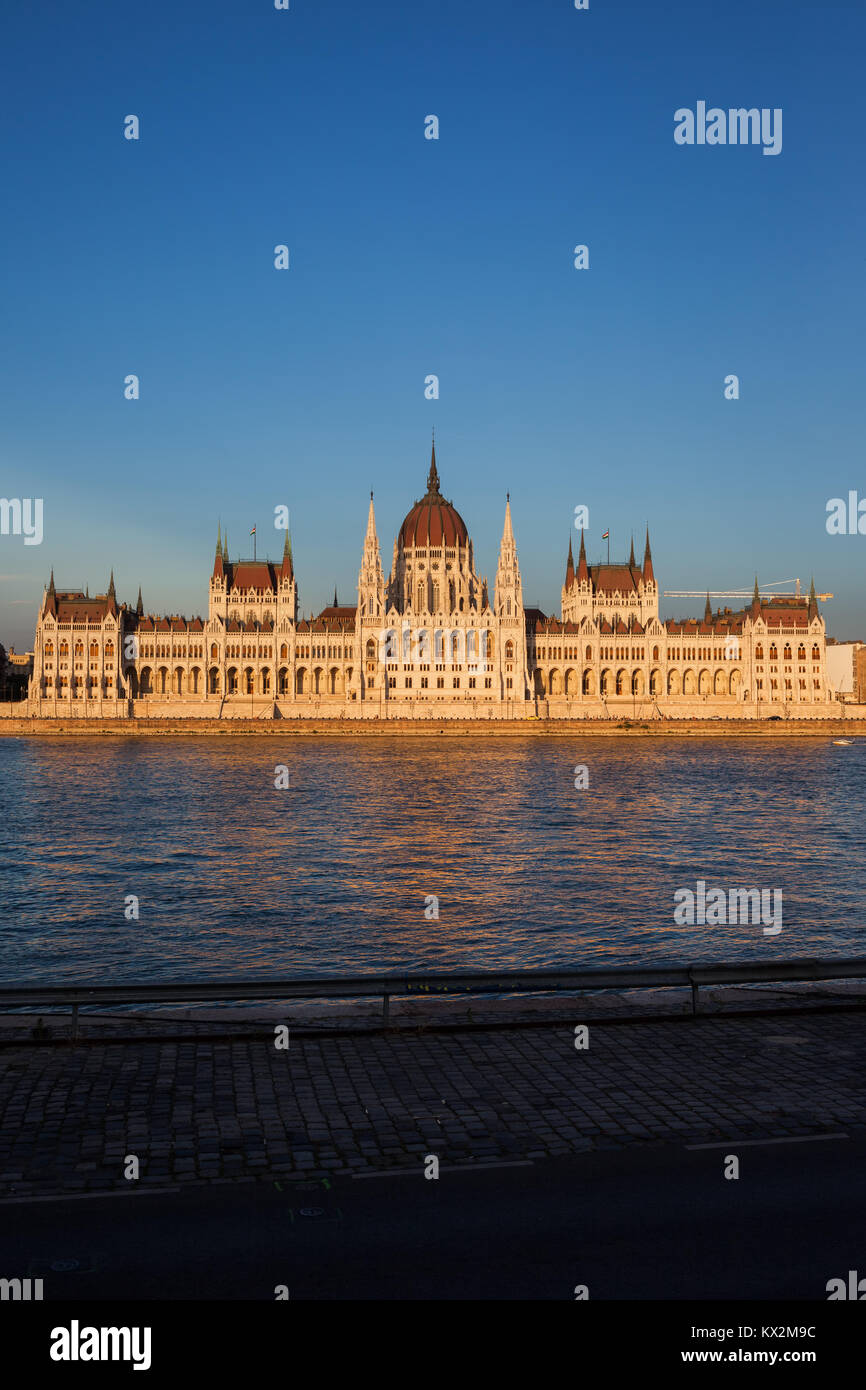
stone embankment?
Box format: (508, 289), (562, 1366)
(1, 716), (865, 738)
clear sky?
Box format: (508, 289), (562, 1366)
(2, 0), (864, 649)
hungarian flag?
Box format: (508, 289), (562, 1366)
(601, 530), (609, 540)
(250, 526), (256, 536)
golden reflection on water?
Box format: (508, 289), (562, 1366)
(2, 735), (864, 982)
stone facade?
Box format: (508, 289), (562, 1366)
(25, 445), (839, 720)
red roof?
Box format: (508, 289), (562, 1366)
(226, 561), (279, 592)
(589, 564), (640, 594)
(400, 495), (468, 548)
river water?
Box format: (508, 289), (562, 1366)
(1, 735), (864, 984)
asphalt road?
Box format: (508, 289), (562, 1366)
(1, 1130), (862, 1301)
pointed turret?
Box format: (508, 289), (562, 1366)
(136, 586), (143, 617)
(629, 535), (636, 569)
(642, 527), (654, 584)
(751, 576), (761, 617)
(502, 493), (515, 543)
(281, 530), (293, 581)
(565, 536), (575, 589)
(808, 577), (818, 621)
(45, 568), (57, 616)
(333, 586), (339, 607)
(108, 569), (116, 599)
(48, 568), (55, 596)
(213, 522), (225, 578)
(494, 495), (523, 617)
(577, 528), (589, 583)
(426, 437), (441, 496)
(358, 491), (384, 618)
(704, 592), (712, 622)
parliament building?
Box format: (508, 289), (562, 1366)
(26, 444), (835, 720)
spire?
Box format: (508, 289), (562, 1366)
(48, 568), (55, 596)
(577, 528), (589, 584)
(643, 527), (654, 584)
(502, 495), (514, 544)
(358, 490), (384, 617)
(808, 576), (818, 621)
(213, 523), (225, 578)
(565, 535), (575, 589)
(704, 592), (712, 622)
(222, 533), (228, 563)
(136, 586), (143, 617)
(108, 569), (116, 598)
(281, 530), (293, 581)
(751, 576), (761, 617)
(426, 437), (440, 496)
(629, 535), (636, 569)
(333, 585), (339, 607)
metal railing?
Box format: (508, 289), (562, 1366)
(2, 956), (866, 1037)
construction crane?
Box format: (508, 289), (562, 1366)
(664, 579), (833, 601)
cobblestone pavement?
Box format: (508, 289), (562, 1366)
(1, 1011), (864, 1198)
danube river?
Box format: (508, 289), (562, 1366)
(1, 735), (864, 984)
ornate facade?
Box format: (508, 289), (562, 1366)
(26, 444), (837, 720)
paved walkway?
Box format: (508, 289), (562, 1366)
(1, 1011), (864, 1198)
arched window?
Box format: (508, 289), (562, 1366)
(485, 633), (494, 661)
(755, 644), (764, 660)
(211, 643), (219, 660)
(797, 645), (806, 660)
(812, 644), (820, 660)
(769, 644), (778, 659)
(280, 643), (288, 660)
(652, 645), (659, 661)
(783, 644), (792, 660)
(505, 640), (514, 660)
(366, 638), (376, 660)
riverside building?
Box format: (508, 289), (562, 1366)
(25, 444), (837, 721)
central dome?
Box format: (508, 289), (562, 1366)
(399, 444), (469, 549)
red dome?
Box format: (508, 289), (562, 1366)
(399, 445), (469, 549)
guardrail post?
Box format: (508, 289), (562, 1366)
(382, 992), (389, 1026)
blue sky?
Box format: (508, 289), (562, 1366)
(2, 0), (864, 648)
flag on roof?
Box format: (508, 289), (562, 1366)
(601, 530), (609, 540)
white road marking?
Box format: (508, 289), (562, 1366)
(352, 1159), (534, 1178)
(686, 1133), (848, 1150)
(0, 1185), (181, 1205)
